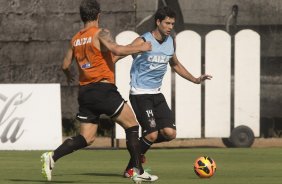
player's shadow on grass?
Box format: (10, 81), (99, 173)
(10, 173), (125, 183)
(9, 178), (124, 184)
(76, 172), (122, 177)
(8, 179), (76, 183)
(54, 172), (121, 177)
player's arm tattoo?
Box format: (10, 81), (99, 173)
(98, 28), (116, 45)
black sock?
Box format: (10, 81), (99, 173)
(125, 126), (144, 174)
(154, 133), (170, 143)
(140, 137), (153, 154)
(52, 134), (88, 162)
(126, 137), (153, 171)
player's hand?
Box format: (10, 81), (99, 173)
(64, 71), (74, 85)
(196, 74), (212, 84)
(140, 41), (152, 52)
(66, 74), (74, 85)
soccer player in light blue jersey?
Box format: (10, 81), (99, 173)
(124, 6), (212, 178)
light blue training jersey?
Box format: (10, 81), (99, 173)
(130, 32), (175, 95)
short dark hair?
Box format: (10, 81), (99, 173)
(154, 6), (176, 26)
(232, 4), (239, 12)
(80, 0), (101, 23)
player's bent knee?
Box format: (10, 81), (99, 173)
(84, 136), (96, 145)
(125, 120), (139, 127)
(167, 133), (176, 140)
(145, 131), (158, 142)
(163, 130), (177, 141)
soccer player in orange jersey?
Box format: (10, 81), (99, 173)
(41, 0), (158, 183)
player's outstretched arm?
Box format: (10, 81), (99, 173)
(61, 44), (75, 85)
(111, 37), (146, 63)
(170, 54), (212, 84)
(98, 28), (151, 56)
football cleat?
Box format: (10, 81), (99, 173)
(124, 155), (147, 178)
(132, 170), (158, 183)
(41, 152), (55, 181)
(124, 168), (134, 178)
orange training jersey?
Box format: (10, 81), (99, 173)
(71, 26), (115, 85)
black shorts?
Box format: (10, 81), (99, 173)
(129, 93), (175, 136)
(76, 82), (125, 123)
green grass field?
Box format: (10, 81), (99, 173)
(0, 148), (282, 184)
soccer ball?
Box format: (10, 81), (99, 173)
(193, 156), (216, 178)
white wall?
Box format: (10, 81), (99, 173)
(0, 84), (62, 150)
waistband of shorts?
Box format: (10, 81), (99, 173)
(130, 86), (161, 95)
